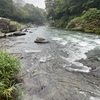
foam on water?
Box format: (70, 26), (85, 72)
(89, 97), (100, 100)
(79, 91), (87, 96)
(67, 63), (91, 73)
(94, 39), (100, 45)
(60, 56), (91, 73)
(25, 50), (41, 53)
(52, 37), (63, 41)
(79, 42), (88, 46)
(39, 55), (52, 63)
(60, 40), (68, 45)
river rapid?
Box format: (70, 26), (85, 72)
(0, 26), (100, 100)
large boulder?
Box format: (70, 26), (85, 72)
(9, 24), (17, 32)
(0, 17), (10, 33)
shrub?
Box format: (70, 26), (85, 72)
(84, 29), (94, 33)
(81, 8), (100, 20)
(0, 50), (20, 100)
(66, 17), (82, 29)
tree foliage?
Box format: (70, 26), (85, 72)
(0, 0), (46, 25)
(45, 0), (100, 28)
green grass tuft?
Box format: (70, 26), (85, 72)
(0, 50), (21, 100)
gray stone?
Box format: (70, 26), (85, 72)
(34, 37), (50, 43)
(9, 24), (17, 32)
(0, 17), (10, 33)
(13, 32), (26, 36)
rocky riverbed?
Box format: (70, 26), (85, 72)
(0, 26), (100, 100)
(79, 48), (100, 77)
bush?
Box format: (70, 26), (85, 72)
(84, 29), (94, 33)
(67, 8), (100, 34)
(0, 50), (20, 100)
(81, 8), (100, 20)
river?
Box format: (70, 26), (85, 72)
(0, 26), (100, 100)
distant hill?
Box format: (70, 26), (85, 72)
(12, 0), (26, 6)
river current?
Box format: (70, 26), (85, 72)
(0, 26), (100, 100)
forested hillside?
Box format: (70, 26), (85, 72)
(12, 0), (25, 6)
(0, 0), (46, 25)
(45, 0), (100, 33)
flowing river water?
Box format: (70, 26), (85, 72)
(0, 26), (100, 100)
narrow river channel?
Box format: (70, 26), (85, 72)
(0, 26), (100, 100)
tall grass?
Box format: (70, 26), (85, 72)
(0, 50), (21, 100)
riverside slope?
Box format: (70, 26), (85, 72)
(0, 26), (100, 100)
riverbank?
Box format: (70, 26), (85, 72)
(0, 50), (21, 100)
(0, 17), (38, 38)
(67, 8), (100, 34)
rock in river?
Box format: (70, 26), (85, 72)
(0, 17), (10, 33)
(6, 31), (26, 37)
(13, 32), (26, 36)
(34, 37), (50, 43)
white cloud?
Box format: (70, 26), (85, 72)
(24, 0), (45, 8)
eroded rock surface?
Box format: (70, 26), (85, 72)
(0, 27), (100, 100)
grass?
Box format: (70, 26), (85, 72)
(0, 50), (21, 100)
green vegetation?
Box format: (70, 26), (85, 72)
(45, 0), (100, 34)
(0, 50), (20, 100)
(10, 20), (22, 29)
(0, 0), (46, 25)
(67, 8), (100, 34)
(23, 4), (46, 25)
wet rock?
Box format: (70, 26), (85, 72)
(5, 31), (26, 37)
(0, 17), (10, 33)
(13, 32), (26, 36)
(15, 77), (23, 83)
(34, 37), (50, 43)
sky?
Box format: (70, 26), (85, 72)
(24, 0), (45, 9)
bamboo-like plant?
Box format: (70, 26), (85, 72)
(0, 50), (21, 100)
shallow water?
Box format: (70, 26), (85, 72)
(0, 26), (100, 100)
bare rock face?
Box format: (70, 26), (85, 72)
(0, 17), (10, 33)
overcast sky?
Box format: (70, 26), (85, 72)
(24, 0), (45, 9)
